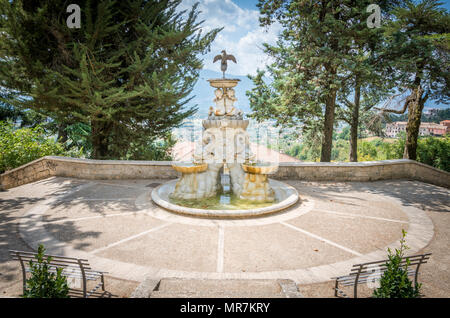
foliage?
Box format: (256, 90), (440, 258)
(125, 132), (176, 161)
(64, 122), (92, 157)
(0, 90), (48, 128)
(378, 0), (450, 159)
(283, 133), (449, 172)
(0, 0), (221, 159)
(355, 135), (450, 171)
(248, 0), (405, 162)
(416, 134), (450, 171)
(357, 141), (380, 161)
(383, 0), (449, 103)
(334, 0), (402, 162)
(389, 107), (450, 124)
(22, 244), (69, 298)
(287, 143), (319, 162)
(0, 91), (24, 123)
(372, 230), (421, 298)
(332, 139), (350, 161)
(288, 129), (322, 162)
(0, 121), (81, 173)
(337, 127), (350, 141)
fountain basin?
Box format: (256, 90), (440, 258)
(172, 162), (208, 174)
(242, 163), (278, 175)
(208, 78), (240, 88)
(152, 179), (299, 218)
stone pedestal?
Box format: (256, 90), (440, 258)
(228, 162), (245, 197)
(240, 173), (275, 202)
(170, 163), (222, 200)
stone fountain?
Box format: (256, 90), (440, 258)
(152, 51), (298, 217)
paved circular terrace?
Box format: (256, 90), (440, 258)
(17, 177), (434, 284)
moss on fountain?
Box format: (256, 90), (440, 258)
(169, 192), (277, 210)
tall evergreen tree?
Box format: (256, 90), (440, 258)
(248, 0), (399, 162)
(376, 0), (449, 160)
(0, 0), (220, 159)
(335, 0), (402, 161)
(248, 0), (340, 162)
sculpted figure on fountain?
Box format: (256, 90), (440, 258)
(209, 87), (243, 120)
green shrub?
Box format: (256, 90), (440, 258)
(282, 133), (449, 170)
(64, 122), (92, 157)
(357, 140), (378, 161)
(22, 244), (69, 298)
(0, 121), (67, 173)
(125, 132), (177, 161)
(372, 230), (421, 298)
(416, 135), (450, 172)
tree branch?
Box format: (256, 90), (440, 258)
(374, 89), (410, 114)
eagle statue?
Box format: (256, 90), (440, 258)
(213, 50), (237, 78)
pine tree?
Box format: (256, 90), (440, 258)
(248, 1), (397, 162)
(376, 0), (449, 160)
(248, 0), (336, 162)
(0, 0), (221, 159)
(334, 1), (402, 162)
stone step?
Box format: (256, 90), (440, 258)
(137, 278), (303, 298)
(150, 290), (286, 298)
(158, 278), (282, 293)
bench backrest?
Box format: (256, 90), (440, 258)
(9, 250), (91, 270)
(350, 253), (431, 276)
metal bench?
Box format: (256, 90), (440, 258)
(10, 250), (109, 298)
(333, 253), (431, 298)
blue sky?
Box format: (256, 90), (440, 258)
(179, 0), (449, 113)
(177, 0), (281, 76)
(178, 0), (450, 77)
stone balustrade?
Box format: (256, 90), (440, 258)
(0, 156), (448, 190)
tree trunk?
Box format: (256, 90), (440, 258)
(321, 88), (337, 162)
(349, 79), (361, 162)
(57, 122), (68, 145)
(403, 85), (425, 160)
(91, 118), (111, 159)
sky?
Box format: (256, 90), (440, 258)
(179, 0), (450, 114)
(177, 0), (450, 77)
(177, 0), (281, 76)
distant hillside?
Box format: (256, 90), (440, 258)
(389, 108), (450, 123)
(185, 69), (255, 118)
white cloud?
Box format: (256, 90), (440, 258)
(177, 0), (281, 76)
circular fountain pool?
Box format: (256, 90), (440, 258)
(151, 179), (299, 218)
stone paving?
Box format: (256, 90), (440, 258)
(1, 177), (448, 297)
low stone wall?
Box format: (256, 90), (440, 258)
(1, 156), (449, 190)
(0, 156), (177, 190)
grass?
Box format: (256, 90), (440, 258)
(360, 136), (397, 143)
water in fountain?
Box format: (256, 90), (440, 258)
(219, 172), (231, 205)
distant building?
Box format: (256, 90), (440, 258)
(423, 122), (447, 136)
(385, 121), (407, 138)
(385, 121), (448, 138)
(440, 120), (450, 133)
